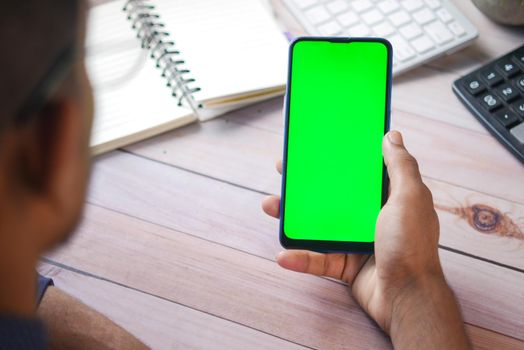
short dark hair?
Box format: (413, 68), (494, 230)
(0, 0), (80, 132)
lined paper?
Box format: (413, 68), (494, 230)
(154, 0), (289, 107)
(86, 0), (196, 155)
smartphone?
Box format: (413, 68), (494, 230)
(280, 37), (392, 253)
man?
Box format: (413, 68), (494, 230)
(0, 0), (471, 349)
(0, 1), (146, 348)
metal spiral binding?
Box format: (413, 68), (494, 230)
(123, 0), (201, 111)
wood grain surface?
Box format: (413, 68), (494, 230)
(44, 0), (524, 348)
(38, 263), (307, 350)
(83, 152), (524, 340)
(46, 201), (523, 348)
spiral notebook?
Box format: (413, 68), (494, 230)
(88, 0), (288, 155)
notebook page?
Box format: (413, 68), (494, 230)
(154, 0), (289, 106)
(87, 0), (196, 155)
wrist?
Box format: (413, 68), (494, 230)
(389, 274), (471, 349)
(378, 267), (446, 333)
(389, 272), (449, 331)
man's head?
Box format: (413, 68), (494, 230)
(0, 0), (92, 255)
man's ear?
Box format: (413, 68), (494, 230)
(44, 98), (89, 203)
(11, 97), (89, 248)
(16, 98), (86, 195)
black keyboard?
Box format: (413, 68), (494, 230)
(453, 44), (524, 164)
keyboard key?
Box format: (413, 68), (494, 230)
(318, 20), (342, 35)
(399, 22), (423, 40)
(510, 122), (524, 144)
(512, 99), (524, 117)
(352, 0), (373, 13)
(479, 93), (502, 111)
(389, 35), (416, 61)
(411, 35), (435, 53)
(373, 21), (395, 37)
(514, 49), (524, 66)
(362, 9), (384, 25)
(377, 0), (399, 14)
(496, 83), (520, 103)
(337, 11), (359, 27)
(480, 68), (504, 87)
(401, 0), (424, 12)
(413, 8), (436, 25)
(326, 0), (349, 14)
(293, 0), (318, 9)
(464, 78), (486, 96)
(496, 59), (521, 78)
(495, 109), (519, 128)
(348, 23), (371, 36)
(448, 21), (466, 37)
(515, 76), (524, 92)
(424, 0), (441, 10)
(305, 5), (330, 24)
(389, 10), (410, 26)
(424, 20), (453, 45)
(436, 8), (453, 23)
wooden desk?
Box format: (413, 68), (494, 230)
(40, 1), (524, 348)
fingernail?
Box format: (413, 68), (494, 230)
(387, 131), (403, 146)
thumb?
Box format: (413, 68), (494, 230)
(382, 131), (425, 198)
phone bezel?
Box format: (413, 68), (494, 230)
(279, 37), (392, 253)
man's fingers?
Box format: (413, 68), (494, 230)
(276, 160), (282, 174)
(277, 250), (369, 283)
(383, 131), (425, 197)
(262, 161), (282, 218)
(262, 195), (280, 218)
(277, 251), (345, 279)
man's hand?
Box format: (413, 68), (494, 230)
(262, 131), (471, 349)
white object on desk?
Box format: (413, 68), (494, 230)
(87, 0), (289, 155)
(86, 1), (196, 155)
(283, 0), (478, 75)
(139, 0), (290, 120)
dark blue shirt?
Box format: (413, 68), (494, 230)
(0, 274), (53, 349)
(0, 315), (47, 350)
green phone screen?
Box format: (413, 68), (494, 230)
(283, 39), (390, 243)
